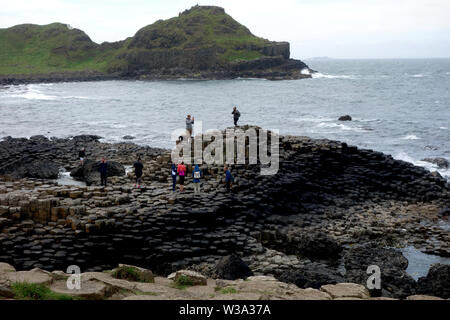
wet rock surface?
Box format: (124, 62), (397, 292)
(0, 125), (449, 299)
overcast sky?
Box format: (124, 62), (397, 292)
(1, 0), (450, 59)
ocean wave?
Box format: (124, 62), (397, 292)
(401, 134), (421, 140)
(311, 72), (355, 79)
(439, 127), (448, 130)
(294, 116), (335, 123)
(395, 152), (450, 179)
(316, 122), (369, 132)
(8, 91), (56, 100)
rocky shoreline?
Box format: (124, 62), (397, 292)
(0, 125), (449, 299)
(0, 261), (446, 300)
(0, 68), (312, 86)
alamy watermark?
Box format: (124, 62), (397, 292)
(66, 265), (81, 290)
(366, 265), (381, 290)
(171, 121), (279, 175)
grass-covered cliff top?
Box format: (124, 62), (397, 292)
(0, 5), (289, 77)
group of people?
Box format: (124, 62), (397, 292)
(77, 106), (241, 191)
(171, 162), (234, 193)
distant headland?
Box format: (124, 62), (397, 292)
(0, 5), (314, 85)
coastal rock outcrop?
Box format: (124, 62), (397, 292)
(344, 243), (417, 298)
(416, 264), (450, 299)
(338, 115), (352, 121)
(70, 159), (125, 186)
(0, 126), (448, 299)
(213, 254), (254, 280)
(422, 157), (449, 169)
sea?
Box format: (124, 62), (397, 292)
(1, 58), (449, 179)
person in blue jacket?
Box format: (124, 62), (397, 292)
(99, 158), (108, 186)
(171, 163), (177, 192)
(224, 166), (234, 192)
(192, 164), (202, 193)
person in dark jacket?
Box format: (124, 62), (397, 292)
(232, 106), (241, 126)
(99, 158), (108, 186)
(171, 163), (177, 192)
(79, 148), (86, 165)
(133, 157), (144, 188)
(224, 166), (234, 192)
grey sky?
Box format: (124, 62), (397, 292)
(1, 0), (449, 59)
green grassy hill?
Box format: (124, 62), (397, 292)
(0, 23), (113, 75)
(0, 5), (307, 80)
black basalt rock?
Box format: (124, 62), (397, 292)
(417, 264), (450, 299)
(213, 254), (254, 280)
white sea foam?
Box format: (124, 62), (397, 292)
(411, 74), (424, 78)
(395, 152), (450, 180)
(294, 116), (335, 123)
(8, 91), (56, 100)
(311, 72), (355, 79)
(401, 134), (420, 140)
(439, 126), (448, 130)
(316, 122), (369, 132)
(300, 68), (311, 75)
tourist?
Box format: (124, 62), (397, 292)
(79, 148), (86, 165)
(133, 156), (144, 188)
(192, 164), (202, 193)
(171, 163), (177, 192)
(224, 166), (234, 192)
(99, 158), (108, 186)
(232, 106), (241, 126)
(177, 161), (186, 192)
(186, 114), (194, 138)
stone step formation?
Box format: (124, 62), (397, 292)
(0, 125), (449, 298)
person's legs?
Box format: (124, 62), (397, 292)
(137, 176), (142, 187)
(172, 176), (176, 191)
(226, 180), (230, 192)
(234, 118), (238, 126)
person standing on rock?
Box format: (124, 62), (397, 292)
(192, 164), (202, 194)
(133, 156), (144, 188)
(171, 163), (178, 192)
(186, 115), (194, 139)
(79, 148), (86, 165)
(224, 166), (234, 192)
(177, 161), (186, 192)
(99, 158), (108, 186)
(232, 106), (241, 126)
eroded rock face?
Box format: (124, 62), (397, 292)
(277, 263), (345, 289)
(213, 254), (253, 280)
(70, 159), (125, 186)
(338, 115), (352, 121)
(0, 160), (60, 179)
(422, 157), (449, 169)
(417, 264), (450, 299)
(344, 243), (416, 299)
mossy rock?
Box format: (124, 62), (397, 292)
(111, 264), (154, 283)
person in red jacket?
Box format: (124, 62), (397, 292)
(177, 161), (187, 192)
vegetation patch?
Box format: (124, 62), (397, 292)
(172, 275), (194, 290)
(11, 282), (75, 300)
(220, 287), (238, 294)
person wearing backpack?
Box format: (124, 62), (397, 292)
(192, 164), (202, 193)
(224, 166), (234, 192)
(171, 163), (177, 192)
(177, 161), (186, 192)
(232, 106), (241, 126)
